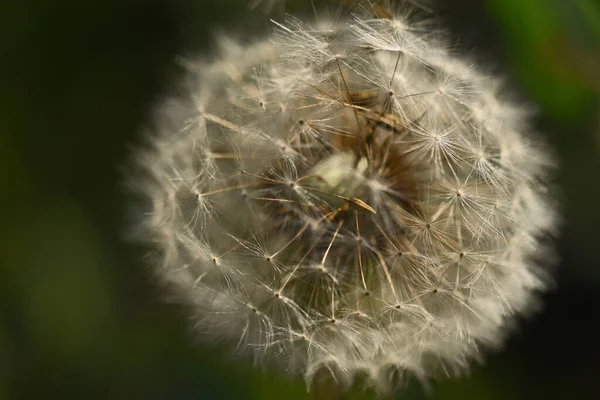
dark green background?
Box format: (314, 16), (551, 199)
(2, 0), (599, 398)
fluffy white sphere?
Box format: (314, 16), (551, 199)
(135, 6), (557, 393)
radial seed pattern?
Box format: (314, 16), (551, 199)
(136, 8), (556, 392)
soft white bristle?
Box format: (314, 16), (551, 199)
(134, 3), (557, 394)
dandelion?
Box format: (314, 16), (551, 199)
(133, 1), (557, 396)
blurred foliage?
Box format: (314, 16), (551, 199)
(486, 0), (600, 284)
(488, 0), (595, 121)
(1, 0), (599, 399)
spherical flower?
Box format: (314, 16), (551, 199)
(134, 4), (557, 394)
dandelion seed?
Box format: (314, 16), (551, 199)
(132, 1), (558, 395)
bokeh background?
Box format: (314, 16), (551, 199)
(2, 0), (599, 398)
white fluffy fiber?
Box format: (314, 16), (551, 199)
(135, 3), (557, 393)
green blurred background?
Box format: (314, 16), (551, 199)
(1, 0), (599, 398)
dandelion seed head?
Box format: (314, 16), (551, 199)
(134, 2), (557, 394)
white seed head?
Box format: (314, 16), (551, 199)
(134, 4), (557, 394)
